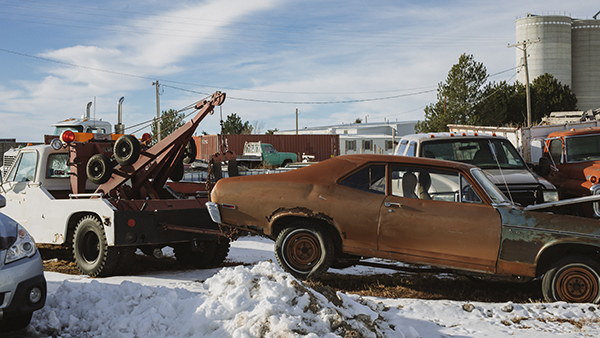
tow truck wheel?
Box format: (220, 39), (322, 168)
(169, 160), (184, 182)
(275, 221), (334, 280)
(114, 135), (141, 166)
(86, 154), (113, 185)
(182, 139), (197, 165)
(174, 241), (217, 269)
(72, 215), (119, 277)
(209, 239), (230, 267)
(542, 255), (600, 304)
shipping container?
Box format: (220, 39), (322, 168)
(193, 134), (339, 163)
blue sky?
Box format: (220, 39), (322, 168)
(0, 0), (597, 141)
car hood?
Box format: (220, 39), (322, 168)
(483, 168), (555, 189)
(0, 212), (17, 250)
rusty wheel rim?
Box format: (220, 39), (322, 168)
(284, 230), (321, 271)
(555, 266), (599, 303)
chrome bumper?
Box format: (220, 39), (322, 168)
(205, 202), (222, 224)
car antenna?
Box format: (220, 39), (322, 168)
(489, 140), (514, 204)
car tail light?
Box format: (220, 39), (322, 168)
(222, 203), (237, 210)
(60, 130), (75, 143)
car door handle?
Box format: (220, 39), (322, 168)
(384, 202), (402, 208)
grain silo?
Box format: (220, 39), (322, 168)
(515, 15), (572, 87)
(571, 19), (600, 110)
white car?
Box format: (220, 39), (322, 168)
(0, 194), (46, 332)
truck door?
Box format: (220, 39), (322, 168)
(378, 165), (502, 273)
(1, 151), (38, 224)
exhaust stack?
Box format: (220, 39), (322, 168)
(115, 97), (125, 134)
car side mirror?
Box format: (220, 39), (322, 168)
(536, 157), (551, 176)
(0, 195), (5, 208)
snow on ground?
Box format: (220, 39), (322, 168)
(15, 236), (600, 337)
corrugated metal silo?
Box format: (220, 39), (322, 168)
(515, 15), (572, 87)
(571, 19), (600, 110)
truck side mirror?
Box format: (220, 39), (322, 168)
(536, 157), (551, 176)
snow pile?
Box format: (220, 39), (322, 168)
(32, 261), (418, 338)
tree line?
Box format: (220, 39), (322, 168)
(416, 53), (577, 133)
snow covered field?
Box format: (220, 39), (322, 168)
(12, 236), (600, 337)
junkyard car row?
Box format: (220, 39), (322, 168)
(208, 154), (600, 304)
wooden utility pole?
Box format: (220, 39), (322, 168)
(508, 39), (540, 127)
(153, 81), (161, 141)
(296, 108), (298, 135)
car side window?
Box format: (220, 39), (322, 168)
(390, 166), (482, 203)
(8, 152), (37, 182)
(340, 165), (386, 195)
(549, 139), (563, 164)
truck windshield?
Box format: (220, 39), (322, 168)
(421, 139), (525, 170)
(565, 135), (600, 162)
(53, 126), (84, 136)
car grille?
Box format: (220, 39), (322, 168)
(497, 185), (542, 206)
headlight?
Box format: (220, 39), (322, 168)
(542, 190), (559, 202)
(5, 224), (37, 264)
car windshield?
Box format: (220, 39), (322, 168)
(470, 168), (512, 205)
(421, 138), (526, 169)
(565, 134), (600, 162)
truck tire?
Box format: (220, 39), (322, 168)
(209, 239), (230, 267)
(86, 154), (113, 185)
(169, 160), (184, 182)
(114, 135), (141, 166)
(542, 255), (600, 304)
(72, 215), (119, 277)
(182, 139), (197, 165)
(275, 221), (334, 280)
(174, 241), (217, 269)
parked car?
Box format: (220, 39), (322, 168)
(207, 154), (600, 304)
(0, 195), (46, 332)
(394, 133), (558, 206)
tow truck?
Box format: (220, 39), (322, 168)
(0, 92), (231, 277)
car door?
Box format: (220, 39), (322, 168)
(377, 165), (502, 273)
(1, 151), (38, 225)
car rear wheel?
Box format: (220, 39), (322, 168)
(275, 222), (334, 280)
(542, 255), (600, 304)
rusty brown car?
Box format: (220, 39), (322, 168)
(206, 154), (600, 303)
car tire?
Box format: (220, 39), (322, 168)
(86, 154), (113, 184)
(275, 222), (334, 280)
(0, 312), (33, 332)
(182, 139), (197, 165)
(542, 255), (600, 304)
(114, 135), (141, 166)
(72, 215), (119, 277)
(174, 241), (217, 268)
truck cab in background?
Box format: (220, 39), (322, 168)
(394, 132), (558, 207)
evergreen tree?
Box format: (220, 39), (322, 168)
(222, 113), (252, 134)
(151, 109), (185, 144)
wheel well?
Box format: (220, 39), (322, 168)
(536, 244), (600, 277)
(65, 212), (100, 247)
(271, 216), (343, 254)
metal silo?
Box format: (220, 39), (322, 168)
(571, 19), (600, 110)
(515, 15), (572, 87)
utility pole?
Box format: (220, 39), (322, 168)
(295, 108), (298, 135)
(508, 39), (540, 127)
(152, 81), (161, 141)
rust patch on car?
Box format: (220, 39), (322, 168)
(267, 206), (334, 224)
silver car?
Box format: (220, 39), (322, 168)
(0, 195), (46, 332)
